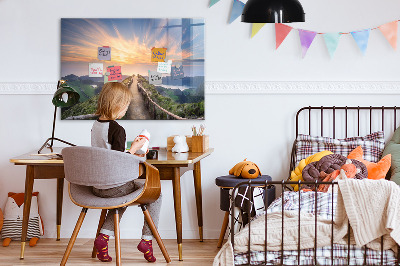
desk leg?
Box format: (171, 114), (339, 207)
(20, 165), (35, 259)
(193, 161), (203, 242)
(56, 178), (64, 241)
(172, 167), (183, 261)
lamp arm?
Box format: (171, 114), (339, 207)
(37, 79), (78, 154)
(37, 105), (75, 154)
(50, 105), (57, 148)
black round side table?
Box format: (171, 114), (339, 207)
(215, 175), (275, 248)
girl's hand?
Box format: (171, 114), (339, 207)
(134, 149), (149, 157)
(129, 137), (147, 155)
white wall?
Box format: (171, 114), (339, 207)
(1, 0), (400, 240)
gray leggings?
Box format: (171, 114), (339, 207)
(92, 180), (162, 240)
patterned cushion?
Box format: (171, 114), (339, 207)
(294, 131), (385, 166)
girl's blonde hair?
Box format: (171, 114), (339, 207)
(96, 82), (133, 120)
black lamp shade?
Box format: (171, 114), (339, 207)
(52, 85), (80, 108)
(242, 0), (305, 23)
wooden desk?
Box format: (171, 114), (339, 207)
(9, 148), (64, 259)
(10, 147), (213, 261)
(147, 148), (213, 260)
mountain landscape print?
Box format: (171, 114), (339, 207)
(60, 18), (205, 120)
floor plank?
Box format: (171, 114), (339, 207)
(0, 239), (221, 265)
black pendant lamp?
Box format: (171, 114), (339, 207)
(242, 0), (305, 23)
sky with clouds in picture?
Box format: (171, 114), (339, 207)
(61, 18), (204, 77)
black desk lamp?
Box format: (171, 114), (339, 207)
(38, 80), (80, 154)
(242, 0), (305, 23)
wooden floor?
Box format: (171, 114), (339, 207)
(0, 239), (221, 265)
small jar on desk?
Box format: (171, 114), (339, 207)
(215, 175), (275, 248)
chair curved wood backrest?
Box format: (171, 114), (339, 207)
(60, 146), (170, 265)
(135, 162), (162, 205)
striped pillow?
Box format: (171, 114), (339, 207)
(294, 131), (385, 167)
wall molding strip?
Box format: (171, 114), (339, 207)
(0, 83), (56, 95)
(206, 81), (400, 94)
(1, 81), (400, 95)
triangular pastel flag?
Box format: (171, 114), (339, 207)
(229, 0), (245, 24)
(323, 33), (341, 58)
(275, 23), (293, 49)
(251, 23), (266, 38)
(298, 29), (317, 58)
(378, 21), (397, 50)
(209, 0), (220, 7)
(351, 29), (370, 55)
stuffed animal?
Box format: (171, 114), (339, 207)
(229, 159), (261, 179)
(1, 192), (44, 247)
(172, 135), (189, 153)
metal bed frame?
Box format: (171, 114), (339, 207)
(230, 106), (400, 266)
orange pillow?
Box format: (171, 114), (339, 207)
(347, 146), (391, 180)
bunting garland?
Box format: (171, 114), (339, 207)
(229, 0), (245, 24)
(378, 21), (397, 50)
(251, 23), (266, 38)
(323, 33), (341, 58)
(208, 1), (399, 58)
(275, 23), (292, 49)
(298, 30), (317, 58)
(209, 0), (221, 7)
(351, 29), (370, 55)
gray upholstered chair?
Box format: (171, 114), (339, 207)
(60, 146), (171, 265)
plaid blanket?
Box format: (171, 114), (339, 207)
(235, 244), (397, 265)
(234, 191), (397, 265)
(266, 190), (336, 220)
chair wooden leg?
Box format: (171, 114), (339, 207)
(141, 205), (171, 263)
(60, 208), (88, 266)
(91, 209), (108, 258)
(114, 210), (121, 266)
(217, 211), (230, 248)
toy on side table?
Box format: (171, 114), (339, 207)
(1, 192), (44, 247)
(229, 158), (261, 179)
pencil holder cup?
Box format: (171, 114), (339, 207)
(191, 135), (209, 153)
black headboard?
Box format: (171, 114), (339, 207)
(289, 106), (400, 179)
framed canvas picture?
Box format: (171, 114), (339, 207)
(60, 18), (205, 120)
